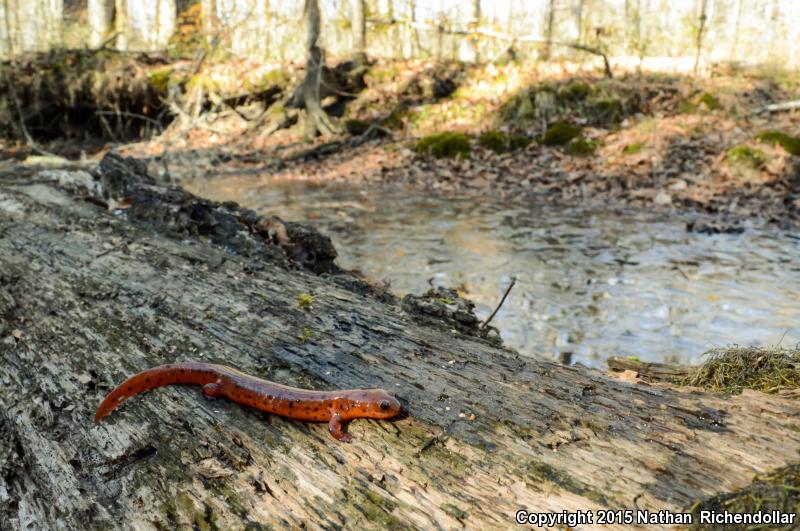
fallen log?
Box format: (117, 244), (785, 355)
(1, 155), (799, 529)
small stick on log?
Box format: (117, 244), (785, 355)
(607, 356), (694, 383)
(481, 276), (516, 330)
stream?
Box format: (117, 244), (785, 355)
(186, 176), (800, 368)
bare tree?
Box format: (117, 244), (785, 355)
(693, 0), (708, 75)
(542, 0), (556, 60)
(469, 0), (481, 62)
(351, 0), (366, 64)
(113, 0), (129, 49)
(290, 0), (340, 138)
(88, 0), (115, 48)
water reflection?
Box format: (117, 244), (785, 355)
(187, 176), (800, 368)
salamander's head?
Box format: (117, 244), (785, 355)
(343, 390), (403, 419)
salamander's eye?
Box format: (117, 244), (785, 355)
(380, 400), (390, 410)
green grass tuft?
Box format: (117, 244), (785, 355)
(681, 346), (800, 394)
(687, 463), (800, 530)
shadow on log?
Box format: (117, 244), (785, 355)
(1, 154), (799, 528)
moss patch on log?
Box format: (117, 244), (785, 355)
(687, 463), (800, 530)
(681, 346), (800, 394)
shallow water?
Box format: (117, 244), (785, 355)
(186, 176), (800, 368)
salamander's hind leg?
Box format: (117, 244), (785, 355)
(202, 383), (223, 400)
(328, 413), (352, 442)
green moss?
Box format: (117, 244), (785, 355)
(755, 130), (800, 156)
(415, 132), (471, 159)
(345, 119), (371, 135)
(346, 487), (403, 528)
(622, 142), (644, 155)
(540, 121), (581, 146)
(698, 92), (721, 111)
(440, 503), (469, 521)
(681, 346), (800, 394)
(382, 109), (407, 130)
(527, 461), (607, 504)
(297, 293), (314, 309)
(687, 463), (800, 530)
(298, 326), (313, 343)
(147, 66), (174, 92)
(479, 130), (532, 153)
(726, 145), (768, 169)
(478, 130), (508, 153)
(567, 136), (597, 156)
(260, 68), (290, 87)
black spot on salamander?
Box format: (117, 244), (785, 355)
(288, 403), (293, 409)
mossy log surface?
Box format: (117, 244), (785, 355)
(1, 156), (799, 529)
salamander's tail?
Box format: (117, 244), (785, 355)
(95, 362), (219, 422)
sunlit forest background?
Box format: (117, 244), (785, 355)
(1, 0), (799, 365)
(2, 0), (799, 68)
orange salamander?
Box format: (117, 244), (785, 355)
(95, 362), (404, 442)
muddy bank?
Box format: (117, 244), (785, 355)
(1, 154), (800, 528)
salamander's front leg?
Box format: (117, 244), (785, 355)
(202, 383), (223, 399)
(328, 412), (352, 442)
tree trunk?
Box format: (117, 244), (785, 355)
(693, 0), (708, 75)
(290, 0), (341, 138)
(113, 0), (128, 49)
(541, 0), (556, 60)
(88, 0), (115, 48)
(350, 0), (366, 64)
(2, 155), (800, 528)
(0, 0), (62, 54)
(153, 0), (176, 50)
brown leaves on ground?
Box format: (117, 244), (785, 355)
(118, 61), (800, 227)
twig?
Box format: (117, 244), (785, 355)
(5, 78), (59, 158)
(481, 277), (516, 330)
(95, 32), (120, 50)
(753, 100), (800, 114)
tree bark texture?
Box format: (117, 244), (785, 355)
(1, 155), (800, 529)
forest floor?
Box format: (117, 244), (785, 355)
(3, 56), (800, 231)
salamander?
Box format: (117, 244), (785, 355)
(95, 362), (403, 442)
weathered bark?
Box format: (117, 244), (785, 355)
(1, 155), (800, 529)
